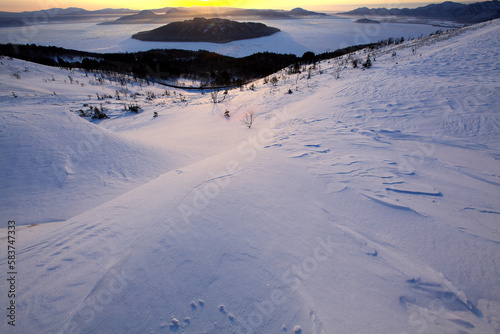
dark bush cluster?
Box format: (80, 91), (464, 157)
(77, 105), (109, 119)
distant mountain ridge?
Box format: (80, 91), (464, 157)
(0, 7), (137, 26)
(0, 7), (136, 17)
(0, 6), (330, 27)
(131, 17), (281, 43)
(339, 1), (500, 23)
(101, 7), (330, 24)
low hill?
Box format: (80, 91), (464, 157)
(355, 18), (380, 24)
(131, 17), (281, 43)
(290, 7), (329, 17)
(115, 9), (157, 22)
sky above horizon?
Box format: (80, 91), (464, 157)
(0, 0), (455, 13)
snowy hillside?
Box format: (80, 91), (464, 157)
(1, 20), (499, 333)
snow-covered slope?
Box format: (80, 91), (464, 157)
(0, 62), (192, 225)
(0, 20), (499, 333)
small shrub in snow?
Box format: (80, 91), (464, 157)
(127, 104), (142, 113)
(178, 93), (188, 103)
(91, 106), (109, 120)
(363, 56), (372, 69)
(96, 93), (112, 100)
(334, 67), (342, 79)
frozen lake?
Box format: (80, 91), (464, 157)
(1, 17), (440, 57)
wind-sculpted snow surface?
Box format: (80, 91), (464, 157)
(0, 20), (499, 333)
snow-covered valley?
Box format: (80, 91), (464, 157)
(0, 20), (499, 333)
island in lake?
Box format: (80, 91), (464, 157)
(131, 17), (281, 44)
(355, 18), (380, 24)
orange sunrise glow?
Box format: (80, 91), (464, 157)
(1, 0), (442, 12)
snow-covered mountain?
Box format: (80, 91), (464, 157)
(339, 0), (500, 23)
(0, 20), (499, 333)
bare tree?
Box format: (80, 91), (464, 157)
(211, 90), (228, 104)
(210, 90), (219, 103)
(334, 66), (342, 79)
(241, 111), (256, 129)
